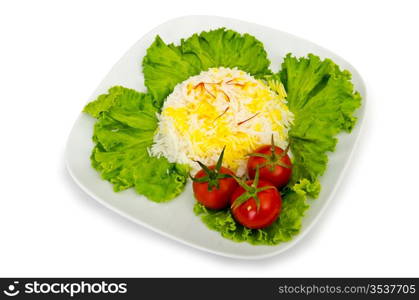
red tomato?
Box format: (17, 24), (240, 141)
(193, 166), (237, 210)
(247, 145), (292, 188)
(230, 179), (282, 229)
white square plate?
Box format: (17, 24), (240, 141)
(66, 15), (366, 259)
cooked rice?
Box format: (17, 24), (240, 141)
(151, 67), (294, 175)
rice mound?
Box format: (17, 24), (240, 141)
(151, 67), (293, 175)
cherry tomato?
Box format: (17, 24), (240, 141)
(230, 179), (282, 229)
(247, 144), (292, 188)
(193, 166), (237, 210)
(192, 147), (237, 210)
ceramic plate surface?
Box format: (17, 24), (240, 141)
(66, 15), (366, 259)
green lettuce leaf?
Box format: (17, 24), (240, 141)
(84, 86), (188, 202)
(180, 28), (271, 76)
(281, 54), (361, 196)
(142, 28), (271, 108)
(142, 36), (201, 108)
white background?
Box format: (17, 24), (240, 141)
(1, 0), (418, 277)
